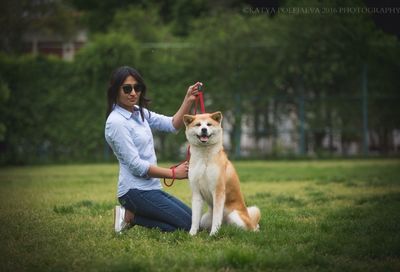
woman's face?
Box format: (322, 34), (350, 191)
(117, 75), (141, 112)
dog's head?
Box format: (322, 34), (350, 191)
(183, 112), (223, 146)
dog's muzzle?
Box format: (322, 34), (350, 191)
(198, 128), (210, 143)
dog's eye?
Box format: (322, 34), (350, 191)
(207, 123), (212, 126)
(195, 123), (201, 127)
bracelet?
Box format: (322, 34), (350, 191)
(163, 166), (176, 187)
(171, 167), (176, 180)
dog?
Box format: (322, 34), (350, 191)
(183, 111), (261, 236)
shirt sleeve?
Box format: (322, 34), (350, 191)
(105, 120), (150, 177)
(145, 109), (177, 133)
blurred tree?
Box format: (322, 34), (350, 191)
(0, 54), (72, 163)
(0, 33), (143, 164)
(181, 0), (400, 156)
(70, 0), (246, 35)
(70, 0), (139, 33)
(110, 6), (169, 42)
(182, 12), (277, 155)
(367, 33), (400, 154)
(0, 78), (10, 141)
(166, 0), (209, 36)
(263, 0), (400, 155)
(0, 0), (79, 54)
(1, 0), (399, 164)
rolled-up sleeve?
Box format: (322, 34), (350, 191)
(146, 110), (177, 133)
(105, 121), (150, 177)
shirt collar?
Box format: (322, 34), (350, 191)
(114, 104), (140, 120)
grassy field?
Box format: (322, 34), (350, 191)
(0, 159), (399, 271)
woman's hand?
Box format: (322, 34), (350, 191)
(174, 161), (189, 179)
(185, 82), (203, 103)
(172, 82), (204, 129)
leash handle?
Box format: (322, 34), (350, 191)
(163, 147), (190, 187)
(194, 91), (205, 114)
(163, 165), (177, 187)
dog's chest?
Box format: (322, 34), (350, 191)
(189, 159), (220, 205)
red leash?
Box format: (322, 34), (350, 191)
(163, 146), (191, 187)
(194, 91), (205, 115)
(163, 88), (205, 187)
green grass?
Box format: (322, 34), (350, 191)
(0, 159), (399, 271)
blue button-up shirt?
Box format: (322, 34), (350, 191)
(105, 105), (177, 197)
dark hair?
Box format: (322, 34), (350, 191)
(106, 66), (150, 121)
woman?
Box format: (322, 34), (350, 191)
(105, 66), (201, 233)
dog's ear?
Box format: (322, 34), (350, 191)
(183, 115), (195, 127)
(211, 111), (223, 123)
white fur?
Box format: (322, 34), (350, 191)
(185, 113), (260, 236)
(247, 206), (261, 231)
(188, 144), (223, 236)
(226, 210), (246, 228)
(200, 209), (212, 230)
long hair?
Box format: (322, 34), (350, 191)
(106, 66), (150, 121)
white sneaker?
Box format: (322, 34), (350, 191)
(114, 205), (130, 233)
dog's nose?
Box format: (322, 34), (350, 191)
(201, 128), (208, 134)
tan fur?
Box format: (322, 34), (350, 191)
(184, 112), (261, 236)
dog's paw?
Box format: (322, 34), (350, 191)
(189, 228), (198, 236)
(209, 230), (219, 236)
(209, 223), (221, 235)
(209, 227), (219, 236)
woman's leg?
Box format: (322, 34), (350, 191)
(119, 189), (192, 232)
(120, 191), (176, 231)
(159, 190), (192, 216)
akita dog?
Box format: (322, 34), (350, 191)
(183, 112), (261, 236)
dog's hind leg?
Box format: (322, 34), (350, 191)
(247, 206), (261, 231)
(226, 210), (247, 229)
(200, 208), (212, 230)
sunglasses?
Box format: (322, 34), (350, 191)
(121, 83), (145, 94)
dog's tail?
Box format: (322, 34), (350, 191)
(247, 206), (261, 231)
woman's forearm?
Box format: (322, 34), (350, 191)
(147, 165), (173, 179)
(147, 163), (188, 179)
(172, 99), (193, 130)
(172, 82), (202, 130)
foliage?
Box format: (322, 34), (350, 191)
(181, 1), (400, 154)
(69, 0), (231, 35)
(0, 33), (142, 164)
(0, 0), (399, 164)
(0, 0), (79, 54)
(0, 77), (10, 141)
(0, 54), (73, 164)
(109, 5), (171, 42)
(70, 0), (139, 33)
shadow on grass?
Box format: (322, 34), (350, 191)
(319, 192), (400, 258)
(218, 192), (400, 270)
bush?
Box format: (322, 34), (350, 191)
(0, 33), (144, 164)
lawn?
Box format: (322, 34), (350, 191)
(0, 159), (399, 271)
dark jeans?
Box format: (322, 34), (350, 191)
(119, 189), (192, 232)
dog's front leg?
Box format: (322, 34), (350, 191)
(189, 189), (203, 236)
(210, 190), (225, 236)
